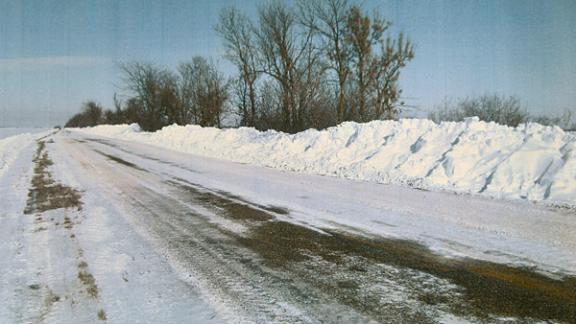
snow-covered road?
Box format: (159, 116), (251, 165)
(1, 130), (575, 323)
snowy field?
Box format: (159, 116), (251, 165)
(0, 128), (49, 178)
(75, 118), (576, 207)
(0, 128), (47, 140)
(0, 131), (48, 180)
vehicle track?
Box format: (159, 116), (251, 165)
(59, 133), (576, 323)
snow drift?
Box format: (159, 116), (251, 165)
(73, 118), (576, 206)
(0, 133), (39, 179)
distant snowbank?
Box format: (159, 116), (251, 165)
(73, 119), (576, 206)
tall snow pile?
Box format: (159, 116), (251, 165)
(74, 119), (576, 206)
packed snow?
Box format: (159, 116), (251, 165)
(0, 128), (49, 179)
(74, 119), (576, 206)
(1, 127), (574, 322)
(0, 130), (222, 323)
(66, 133), (576, 276)
(0, 133), (41, 180)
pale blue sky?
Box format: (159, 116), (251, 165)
(1, 0), (575, 127)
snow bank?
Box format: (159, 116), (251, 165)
(73, 119), (576, 206)
(0, 127), (47, 140)
(73, 123), (141, 137)
(0, 133), (38, 179)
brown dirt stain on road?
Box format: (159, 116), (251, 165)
(239, 220), (576, 322)
(93, 149), (146, 171)
(24, 140), (82, 214)
(163, 177), (576, 322)
(77, 261), (99, 299)
(168, 180), (275, 222)
(70, 140), (576, 322)
(24, 137), (106, 322)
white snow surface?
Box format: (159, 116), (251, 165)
(64, 132), (576, 276)
(0, 133), (42, 179)
(0, 130), (222, 323)
(1, 128), (574, 321)
(0, 128), (48, 140)
(0, 128), (49, 179)
(74, 119), (576, 206)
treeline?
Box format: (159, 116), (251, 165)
(65, 57), (228, 130)
(428, 94), (576, 130)
(66, 0), (414, 133)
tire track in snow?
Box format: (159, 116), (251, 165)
(64, 132), (576, 323)
(21, 137), (108, 323)
(72, 121), (576, 206)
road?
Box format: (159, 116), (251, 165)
(1, 130), (575, 323)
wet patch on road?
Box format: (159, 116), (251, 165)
(93, 149), (146, 171)
(171, 178), (290, 218)
(237, 220), (576, 322)
(82, 138), (116, 146)
(214, 188), (290, 215)
(258, 205), (290, 215)
(165, 175), (576, 321)
(168, 180), (276, 222)
(70, 134), (576, 322)
(82, 137), (205, 173)
(24, 140), (82, 214)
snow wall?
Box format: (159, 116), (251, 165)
(73, 118), (576, 206)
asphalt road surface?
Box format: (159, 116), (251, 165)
(2, 130), (574, 323)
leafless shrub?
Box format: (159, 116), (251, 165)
(64, 101), (104, 127)
(530, 109), (576, 131)
(429, 95), (528, 127)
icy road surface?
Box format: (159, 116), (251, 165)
(1, 130), (575, 323)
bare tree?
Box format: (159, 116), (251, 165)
(428, 94), (528, 127)
(345, 6), (413, 121)
(103, 109), (117, 124)
(256, 80), (283, 130)
(178, 56), (229, 127)
(372, 33), (414, 119)
(531, 109), (576, 131)
(293, 35), (330, 131)
(121, 62), (179, 131)
(64, 101), (104, 127)
(255, 1), (317, 132)
(298, 0), (351, 123)
(122, 97), (144, 125)
(82, 101), (104, 126)
(230, 76), (251, 126)
(213, 0), (414, 131)
(177, 61), (200, 125)
(216, 7), (259, 127)
(107, 93), (125, 124)
(345, 6), (385, 121)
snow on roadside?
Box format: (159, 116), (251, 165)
(0, 133), (42, 180)
(72, 119), (576, 206)
(0, 128), (47, 140)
